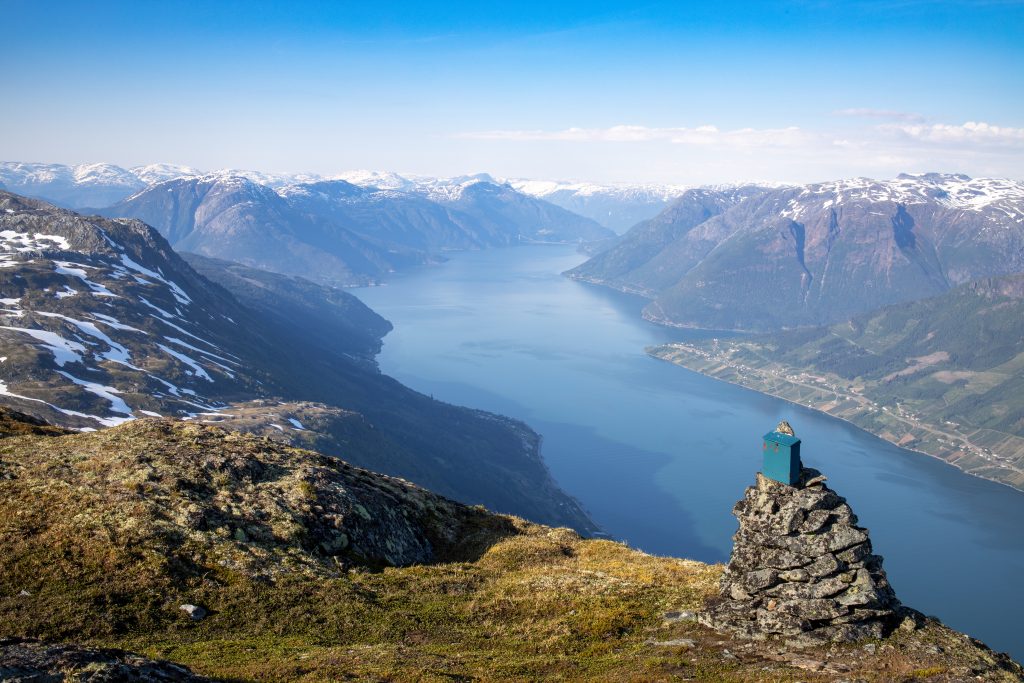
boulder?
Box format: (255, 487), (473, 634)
(180, 604), (208, 622)
(0, 637), (210, 681)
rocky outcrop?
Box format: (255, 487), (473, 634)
(0, 417), (522, 578)
(700, 468), (901, 641)
(0, 637), (210, 681)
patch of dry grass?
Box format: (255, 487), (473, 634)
(1, 415), (1020, 682)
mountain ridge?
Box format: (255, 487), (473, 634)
(571, 173), (1024, 332)
(0, 190), (596, 532)
(99, 173), (612, 287)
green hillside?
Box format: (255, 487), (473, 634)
(650, 273), (1024, 490)
(2, 411), (1019, 681)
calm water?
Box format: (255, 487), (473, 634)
(355, 244), (1024, 659)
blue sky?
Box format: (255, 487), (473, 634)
(2, 0), (1022, 183)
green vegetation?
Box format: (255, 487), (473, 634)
(650, 274), (1024, 491)
(2, 410), (1019, 681)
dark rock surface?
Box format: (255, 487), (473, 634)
(700, 468), (901, 641)
(0, 637), (210, 681)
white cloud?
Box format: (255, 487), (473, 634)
(459, 120), (1024, 152)
(449, 119), (1024, 183)
(878, 121), (1024, 147)
(456, 124), (811, 148)
(832, 108), (925, 122)
(457, 119), (1024, 155)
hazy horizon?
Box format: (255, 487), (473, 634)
(2, 159), (1019, 190)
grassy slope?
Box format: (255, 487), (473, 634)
(648, 275), (1024, 491)
(1, 412), (1020, 681)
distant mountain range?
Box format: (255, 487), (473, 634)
(97, 174), (610, 286)
(0, 162), (614, 286)
(0, 161), (708, 237)
(570, 173), (1024, 332)
(0, 162), (149, 208)
(0, 190), (595, 531)
(0, 162), (329, 207)
(510, 179), (692, 233)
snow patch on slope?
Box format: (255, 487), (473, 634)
(781, 174), (1024, 221)
(0, 325), (86, 366)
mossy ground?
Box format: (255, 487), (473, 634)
(127, 537), (723, 681)
(1, 412), (1020, 681)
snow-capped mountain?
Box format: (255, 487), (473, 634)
(570, 173), (1024, 331)
(205, 168), (326, 188)
(0, 190), (260, 425)
(128, 163), (202, 185)
(100, 173), (612, 287)
(0, 162), (332, 208)
(103, 175), (421, 287)
(409, 173), (501, 202)
(779, 173), (1024, 224)
(509, 179), (693, 232)
(512, 179), (690, 203)
(0, 189), (594, 530)
(0, 162), (147, 208)
(330, 169), (419, 191)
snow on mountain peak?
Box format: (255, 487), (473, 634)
(330, 170), (416, 191)
(780, 173), (1024, 222)
(510, 179), (691, 202)
(129, 164), (202, 185)
(70, 163), (140, 188)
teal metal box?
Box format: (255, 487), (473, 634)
(762, 428), (801, 485)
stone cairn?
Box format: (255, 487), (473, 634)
(700, 467), (901, 642)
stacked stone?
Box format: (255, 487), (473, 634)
(700, 468), (900, 642)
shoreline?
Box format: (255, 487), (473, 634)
(646, 344), (1024, 496)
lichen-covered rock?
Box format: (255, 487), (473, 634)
(0, 418), (520, 579)
(700, 468), (900, 641)
(0, 637), (211, 681)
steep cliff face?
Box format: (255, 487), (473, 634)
(701, 468), (902, 642)
(572, 174), (1024, 331)
(566, 185), (771, 294)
